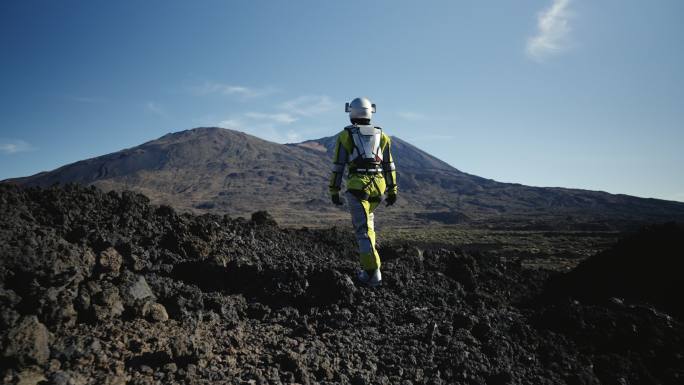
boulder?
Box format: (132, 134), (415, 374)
(121, 274), (155, 304)
(98, 247), (122, 275)
(14, 367), (46, 385)
(92, 285), (124, 321)
(251, 210), (277, 226)
(2, 316), (50, 366)
(0, 287), (22, 329)
(143, 302), (169, 322)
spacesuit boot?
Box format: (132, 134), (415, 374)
(357, 269), (382, 287)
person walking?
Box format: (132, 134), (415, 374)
(329, 97), (397, 287)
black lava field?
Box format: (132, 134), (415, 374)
(1, 184), (682, 385)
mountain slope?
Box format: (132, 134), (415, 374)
(296, 134), (684, 228)
(7, 127), (684, 228)
(9, 128), (333, 225)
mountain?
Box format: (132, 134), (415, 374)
(6, 126), (684, 228)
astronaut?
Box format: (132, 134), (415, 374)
(329, 97), (398, 287)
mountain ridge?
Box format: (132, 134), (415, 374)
(5, 126), (684, 228)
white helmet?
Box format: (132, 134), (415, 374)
(345, 97), (376, 122)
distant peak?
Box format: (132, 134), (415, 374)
(191, 126), (225, 133)
(181, 126), (230, 136)
(157, 127), (244, 141)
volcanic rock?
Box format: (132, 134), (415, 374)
(120, 274), (155, 304)
(251, 210), (277, 226)
(543, 222), (684, 318)
(90, 282), (124, 321)
(2, 316), (50, 366)
(98, 247), (122, 275)
(143, 302), (169, 322)
(1, 184), (682, 384)
(10, 367), (46, 385)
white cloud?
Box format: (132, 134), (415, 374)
(212, 94), (336, 143)
(216, 112), (304, 143)
(190, 82), (276, 98)
(278, 95), (335, 117)
(216, 117), (302, 143)
(244, 112), (298, 124)
(217, 118), (244, 130)
(217, 111), (297, 130)
(526, 0), (574, 60)
(145, 101), (170, 118)
(0, 139), (35, 154)
(285, 130), (302, 142)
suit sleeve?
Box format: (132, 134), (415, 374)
(329, 132), (349, 195)
(382, 134), (398, 194)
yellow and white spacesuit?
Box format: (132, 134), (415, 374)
(329, 97), (397, 287)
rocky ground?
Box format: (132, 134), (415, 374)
(1, 184), (682, 385)
(382, 228), (620, 272)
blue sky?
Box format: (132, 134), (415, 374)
(1, 0), (682, 201)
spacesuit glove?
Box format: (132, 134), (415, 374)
(385, 192), (397, 207)
(331, 193), (343, 206)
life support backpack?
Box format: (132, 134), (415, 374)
(346, 125), (383, 173)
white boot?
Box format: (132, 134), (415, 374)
(357, 269), (382, 287)
(368, 269), (382, 287)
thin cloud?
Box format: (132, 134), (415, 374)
(0, 139), (35, 154)
(526, 0), (574, 60)
(217, 118), (243, 130)
(244, 112), (298, 124)
(146, 101), (170, 118)
(278, 95), (335, 117)
(216, 117), (301, 143)
(217, 111), (297, 130)
(285, 130), (302, 142)
(190, 82), (277, 98)
(214, 94), (336, 143)
(216, 111), (300, 143)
